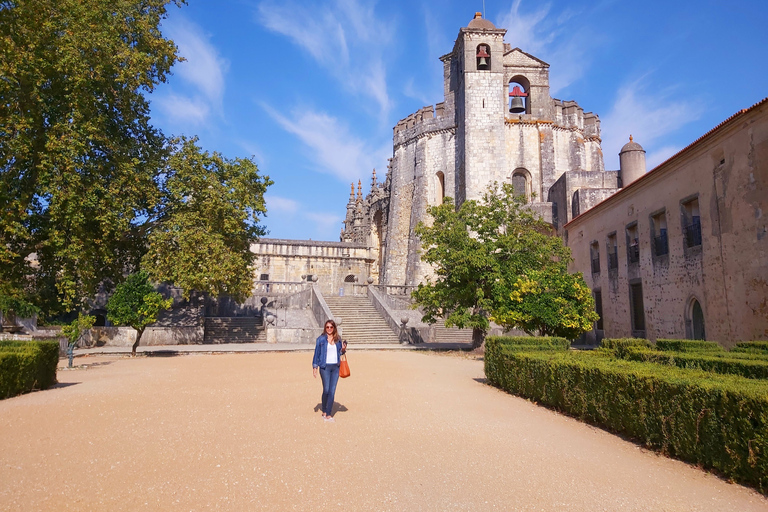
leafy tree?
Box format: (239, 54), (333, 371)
(490, 269), (598, 338)
(106, 271), (172, 356)
(61, 313), (95, 367)
(0, 0), (184, 314)
(412, 183), (597, 348)
(142, 137), (272, 302)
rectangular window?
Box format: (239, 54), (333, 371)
(682, 198), (702, 248)
(629, 281), (646, 337)
(259, 274), (269, 281)
(607, 233), (618, 270)
(626, 223), (639, 264)
(651, 211), (669, 257)
(594, 289), (604, 331)
(590, 242), (600, 274)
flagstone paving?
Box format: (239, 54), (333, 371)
(1, 350), (766, 511)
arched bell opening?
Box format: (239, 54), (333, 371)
(508, 76), (531, 115)
(476, 43), (491, 70)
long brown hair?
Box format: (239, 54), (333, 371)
(323, 320), (339, 343)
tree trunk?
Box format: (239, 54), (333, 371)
(131, 328), (144, 357)
(471, 327), (486, 350)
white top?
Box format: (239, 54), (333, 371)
(325, 340), (338, 365)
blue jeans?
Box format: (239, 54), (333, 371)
(319, 363), (340, 416)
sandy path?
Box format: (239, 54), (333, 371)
(0, 351), (766, 511)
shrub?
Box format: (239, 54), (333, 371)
(488, 336), (570, 350)
(624, 347), (768, 380)
(600, 338), (651, 358)
(0, 340), (59, 399)
(655, 339), (724, 353)
(485, 347), (768, 493)
(732, 341), (768, 355)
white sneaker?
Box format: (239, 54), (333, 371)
(324, 416), (335, 423)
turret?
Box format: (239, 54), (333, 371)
(619, 135), (646, 187)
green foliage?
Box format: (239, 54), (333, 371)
(622, 347), (768, 380)
(732, 341), (768, 355)
(599, 337), (651, 358)
(0, 0), (185, 313)
(484, 341), (768, 493)
(61, 313), (95, 347)
(655, 339), (724, 353)
(0, 293), (40, 318)
(106, 271), (172, 335)
(0, 340), (59, 399)
(487, 335), (570, 351)
(412, 183), (597, 346)
(142, 137), (272, 301)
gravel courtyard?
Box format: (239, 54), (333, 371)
(1, 350), (766, 511)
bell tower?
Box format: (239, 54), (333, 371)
(453, 13), (507, 205)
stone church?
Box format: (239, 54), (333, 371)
(249, 13), (766, 345)
(337, 12), (646, 286)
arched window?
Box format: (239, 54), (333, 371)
(476, 44), (491, 70)
(435, 171), (445, 205)
(344, 274), (357, 283)
(510, 168), (530, 203)
(508, 76), (531, 114)
(686, 298), (706, 340)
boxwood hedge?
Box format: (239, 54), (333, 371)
(623, 347), (768, 380)
(655, 339), (724, 353)
(485, 337), (768, 493)
(732, 341), (768, 355)
(486, 335), (570, 351)
(0, 340), (59, 399)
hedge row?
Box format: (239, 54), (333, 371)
(655, 339), (724, 353)
(732, 341), (768, 355)
(485, 338), (768, 493)
(623, 347), (768, 380)
(486, 336), (570, 351)
(0, 340), (59, 399)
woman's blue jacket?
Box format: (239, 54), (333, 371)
(312, 334), (343, 369)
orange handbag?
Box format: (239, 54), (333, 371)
(339, 353), (350, 378)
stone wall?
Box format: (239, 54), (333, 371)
(251, 239), (374, 295)
(565, 99), (768, 346)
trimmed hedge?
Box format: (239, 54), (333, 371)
(485, 338), (768, 493)
(623, 347), (768, 380)
(732, 341), (768, 355)
(600, 338), (651, 358)
(487, 336), (570, 351)
(655, 339), (724, 353)
(0, 340), (59, 399)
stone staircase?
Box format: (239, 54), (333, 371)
(432, 323), (473, 343)
(323, 296), (400, 344)
(203, 317), (265, 344)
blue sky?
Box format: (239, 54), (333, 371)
(149, 0), (768, 241)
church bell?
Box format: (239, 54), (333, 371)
(508, 85), (528, 113)
(509, 96), (525, 113)
(476, 46), (490, 68)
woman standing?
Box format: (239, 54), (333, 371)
(312, 320), (347, 422)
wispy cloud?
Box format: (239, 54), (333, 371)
(496, 0), (598, 94)
(256, 0), (394, 120)
(262, 103), (390, 183)
(306, 212), (343, 236)
(265, 195), (300, 214)
(601, 78), (703, 170)
(155, 17), (229, 125)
